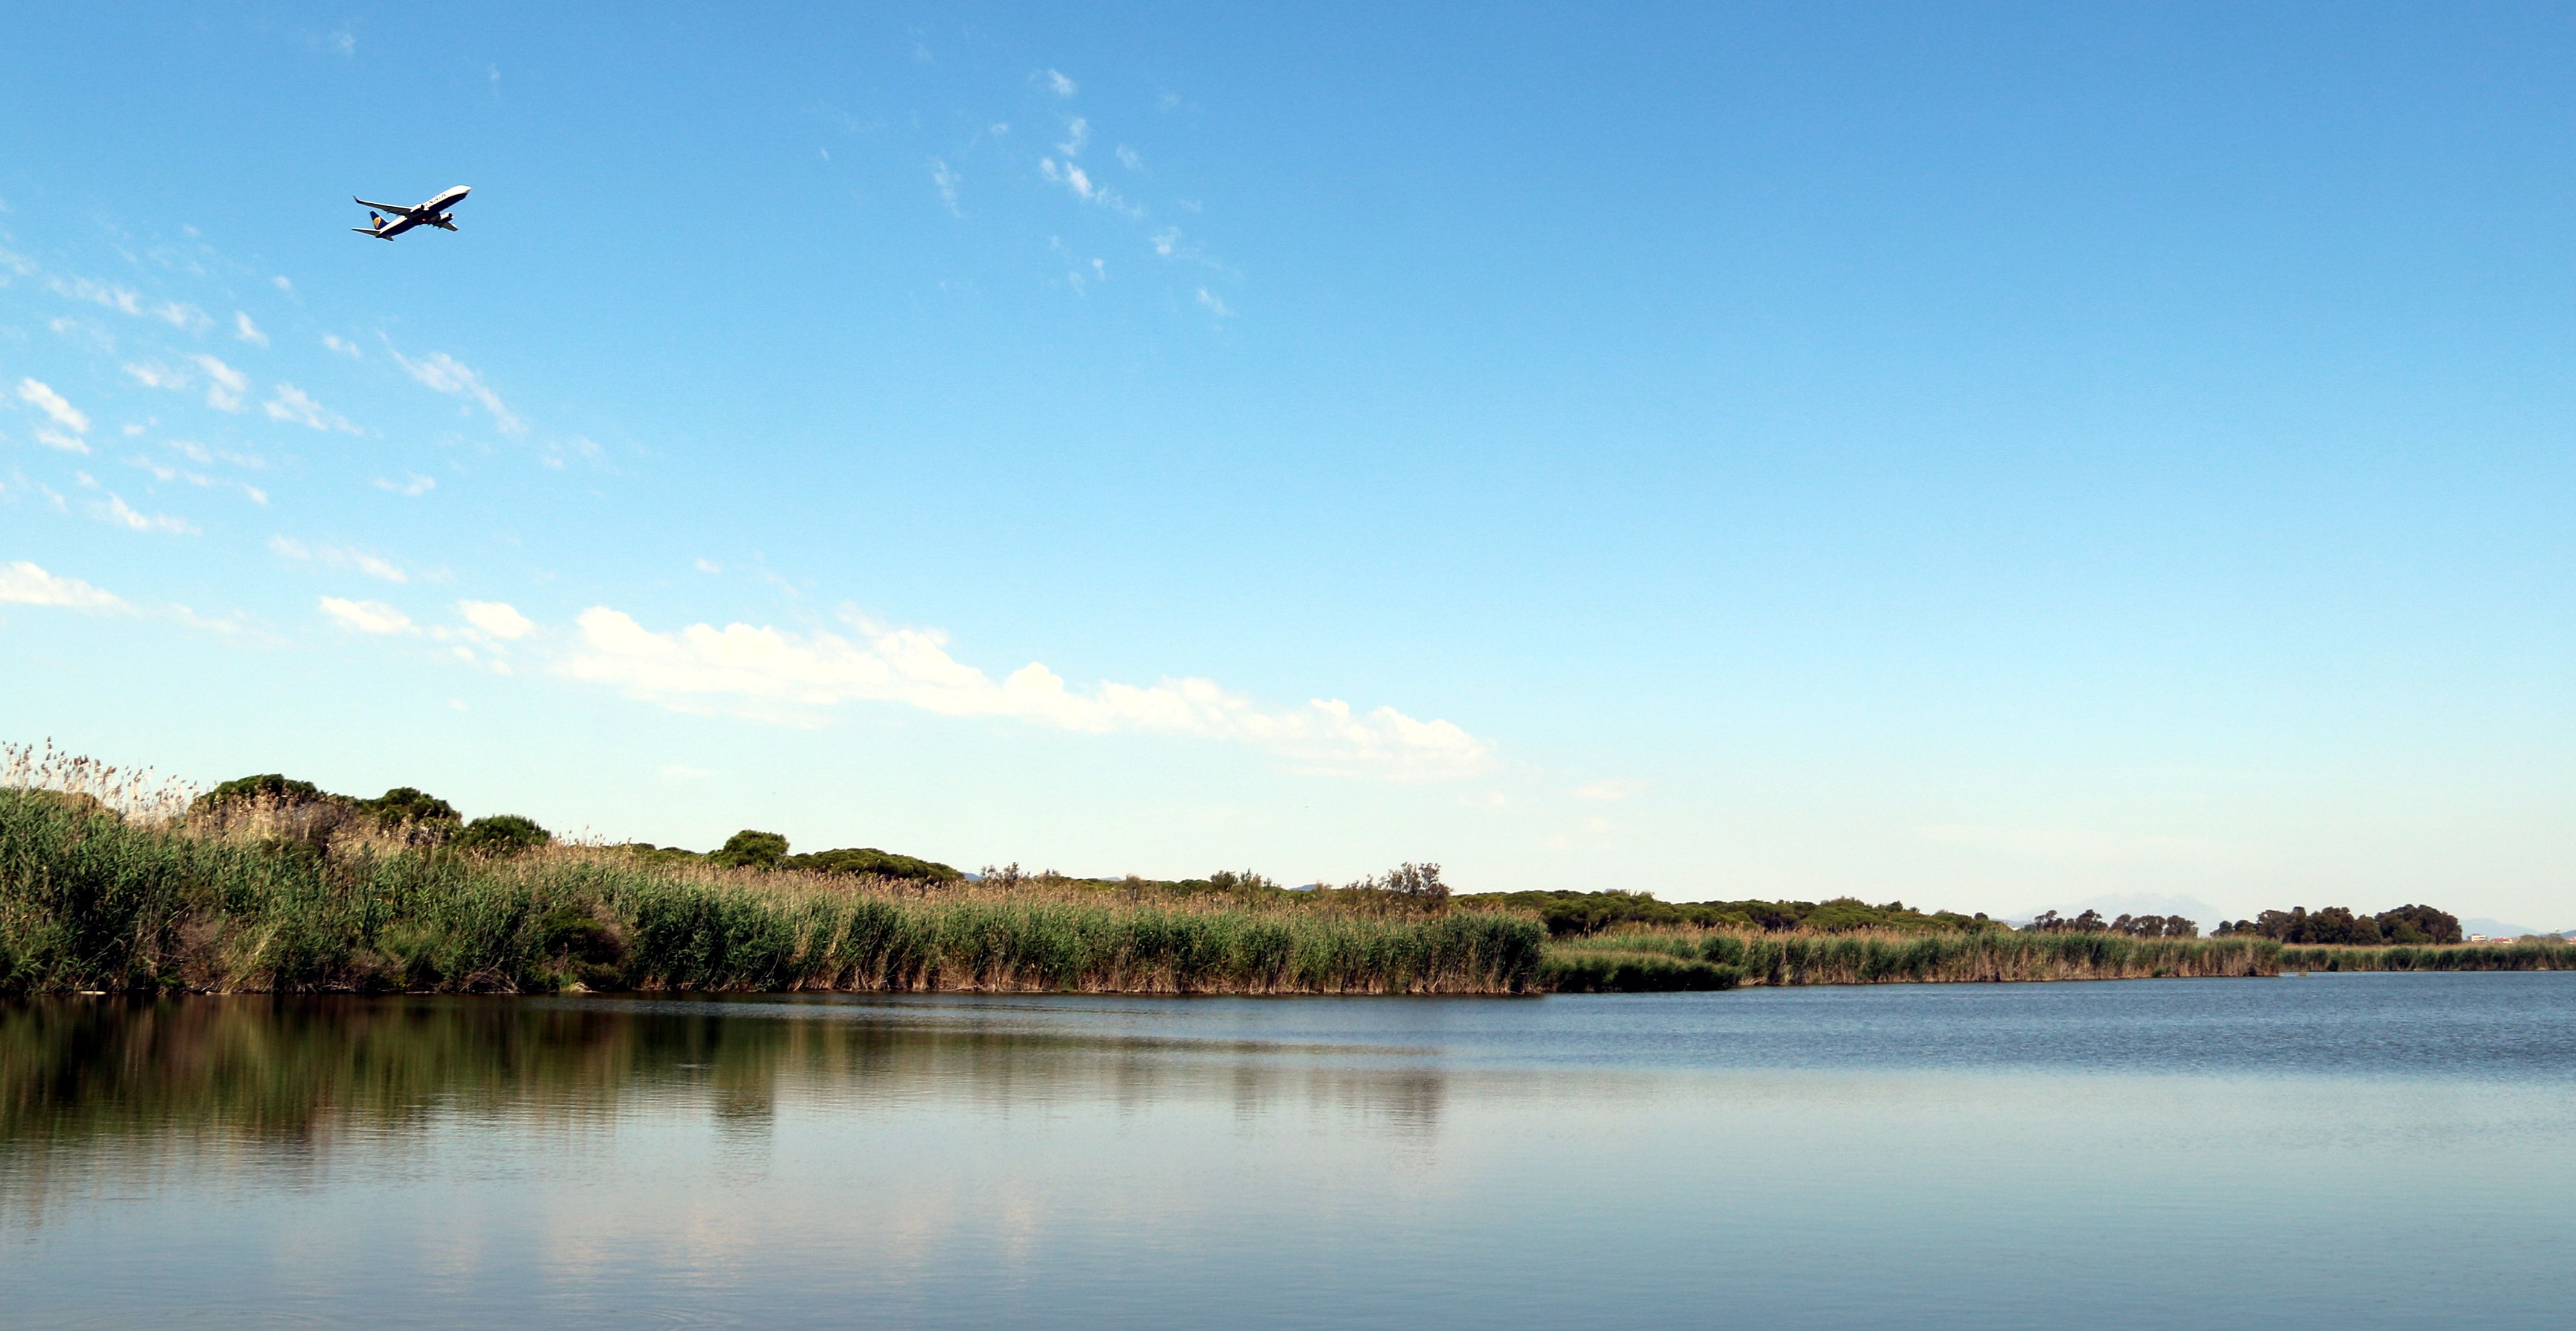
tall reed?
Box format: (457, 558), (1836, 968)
(2278, 942), (2576, 973)
(0, 791), (1545, 996)
(1547, 927), (2281, 987)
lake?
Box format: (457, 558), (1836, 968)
(5, 973), (2573, 1328)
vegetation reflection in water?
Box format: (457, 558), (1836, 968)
(0, 996), (1450, 1178)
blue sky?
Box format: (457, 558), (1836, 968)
(3, 2), (2570, 923)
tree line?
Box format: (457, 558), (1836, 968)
(2213, 905), (2461, 946)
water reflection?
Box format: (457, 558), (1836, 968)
(0, 994), (1451, 1161)
(7, 984), (2576, 1330)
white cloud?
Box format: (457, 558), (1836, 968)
(554, 605), (1494, 778)
(189, 355), (247, 411)
(263, 382), (356, 432)
(125, 454), (263, 505)
(272, 274), (296, 297)
(270, 535), (407, 582)
(1115, 144), (1143, 172)
(321, 332), (362, 358)
(1040, 159), (1143, 217)
(320, 597), (413, 634)
(458, 599), (534, 640)
(539, 435), (604, 470)
(0, 561), (129, 613)
(51, 276), (143, 315)
(92, 493), (197, 535)
(47, 317), (114, 352)
(33, 429), (89, 455)
(1196, 287), (1233, 318)
(1573, 780), (1642, 801)
(233, 311), (268, 347)
(166, 438), (262, 470)
(372, 472), (435, 496)
(153, 302), (207, 330)
(1151, 228), (1179, 257)
(930, 158), (962, 216)
(123, 361), (185, 390)
(1056, 117), (1089, 157)
(16, 379), (89, 434)
(1041, 69), (1078, 98)
(390, 349), (523, 433)
(327, 26), (355, 57)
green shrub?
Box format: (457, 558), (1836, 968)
(191, 773), (326, 814)
(709, 829), (789, 869)
(783, 846), (961, 881)
(453, 815), (551, 857)
(362, 786), (461, 832)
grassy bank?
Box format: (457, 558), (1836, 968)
(2279, 941), (2576, 972)
(1544, 928), (2284, 990)
(0, 790), (1546, 996)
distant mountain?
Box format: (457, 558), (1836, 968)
(2022, 894), (2228, 929)
(2460, 917), (2555, 940)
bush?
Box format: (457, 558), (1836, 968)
(362, 786), (460, 829)
(453, 814), (551, 857)
(191, 773), (326, 815)
(709, 829), (789, 869)
(784, 846), (961, 882)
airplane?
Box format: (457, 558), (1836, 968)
(351, 185), (471, 241)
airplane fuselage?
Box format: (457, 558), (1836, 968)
(350, 185), (471, 240)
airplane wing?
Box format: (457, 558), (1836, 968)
(354, 197), (417, 216)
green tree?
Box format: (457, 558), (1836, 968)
(452, 814), (551, 856)
(710, 829), (790, 869)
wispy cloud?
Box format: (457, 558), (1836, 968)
(16, 378), (89, 434)
(1195, 287), (1233, 318)
(128, 454), (266, 505)
(552, 605), (1494, 778)
(390, 349), (522, 433)
(1115, 144), (1143, 172)
(92, 492), (197, 535)
(233, 311), (268, 347)
(320, 596), (412, 634)
(270, 535), (408, 582)
(458, 599), (534, 640)
(1056, 117), (1089, 157)
(17, 380), (92, 454)
(1041, 159), (1142, 217)
(321, 333), (361, 358)
(930, 158), (962, 217)
(1573, 779), (1643, 801)
(372, 472), (435, 496)
(50, 276), (143, 315)
(122, 361), (184, 390)
(262, 382), (357, 433)
(189, 354), (247, 411)
(153, 302), (207, 331)
(0, 561), (130, 613)
(47, 317), (114, 353)
(1040, 69), (1078, 98)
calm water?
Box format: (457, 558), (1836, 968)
(5, 974), (2574, 1328)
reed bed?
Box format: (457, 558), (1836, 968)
(1547, 927), (2282, 988)
(2278, 941), (2576, 973)
(0, 789), (1545, 996)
